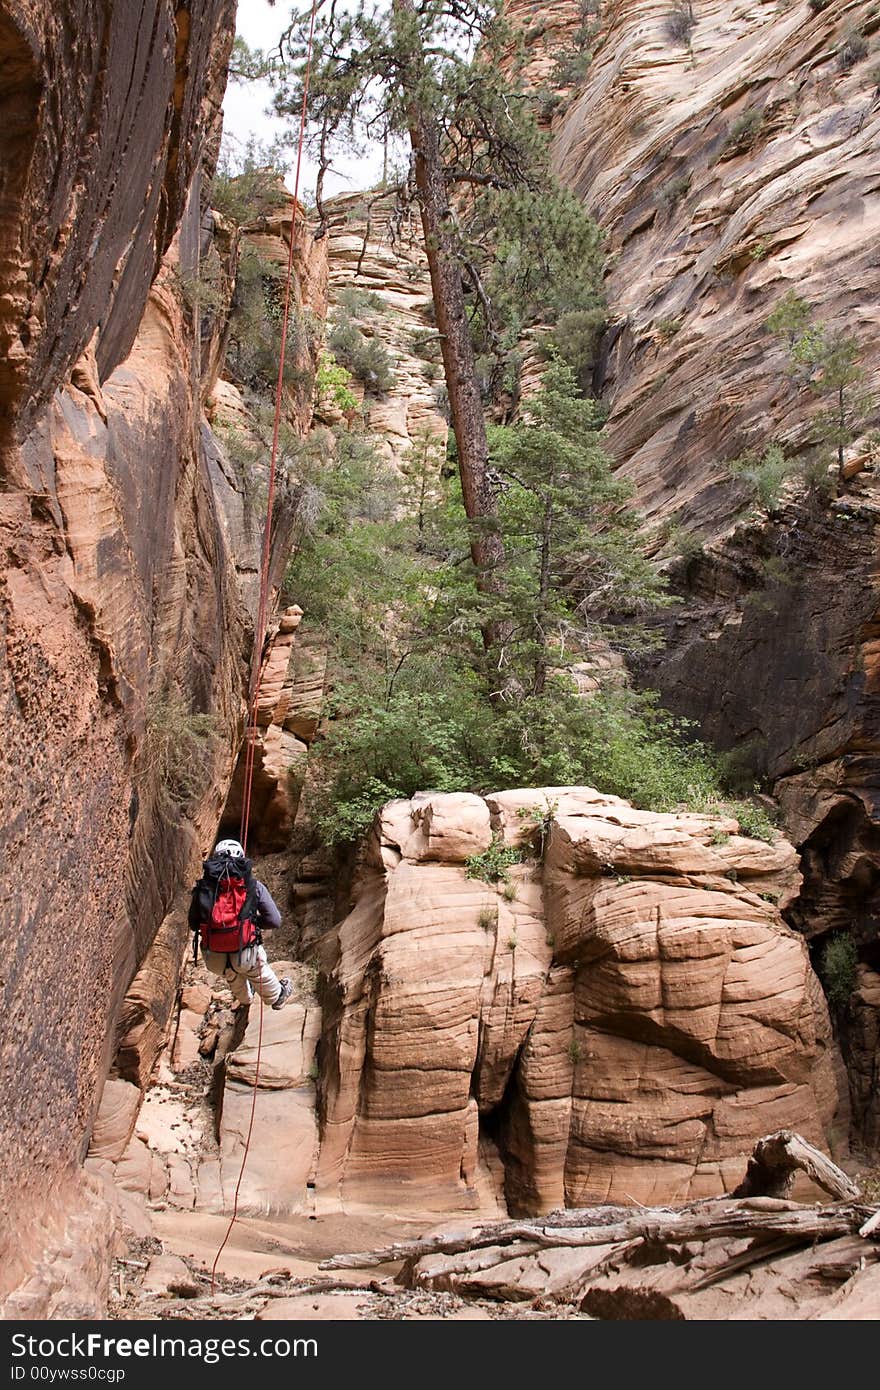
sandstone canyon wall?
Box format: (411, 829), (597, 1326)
(504, 0), (880, 1145)
(0, 0), (267, 1315)
(1, 0), (877, 1319)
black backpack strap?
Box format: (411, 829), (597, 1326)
(237, 877), (259, 926)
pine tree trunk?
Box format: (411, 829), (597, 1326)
(392, 0), (507, 668)
(533, 496), (553, 696)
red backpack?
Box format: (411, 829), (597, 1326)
(192, 855), (259, 957)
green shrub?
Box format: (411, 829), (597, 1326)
(169, 265), (226, 316)
(478, 905), (498, 931)
(211, 139), (290, 225)
(328, 319), (396, 393)
(728, 443), (792, 511)
(225, 245), (317, 398)
(551, 45), (593, 90)
(659, 519), (704, 564)
(465, 838), (524, 886)
(658, 173), (692, 207)
(143, 691), (218, 810)
(410, 328), (443, 362)
(656, 317), (683, 341)
(820, 933), (858, 1013)
(334, 285), (388, 318)
(516, 798), (559, 858)
(315, 351), (359, 412)
(800, 453), (835, 497)
(730, 800), (777, 843)
(544, 307), (605, 385)
(725, 109), (764, 151)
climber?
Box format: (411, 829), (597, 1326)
(188, 838), (292, 1010)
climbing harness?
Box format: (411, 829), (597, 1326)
(210, 0), (320, 1294)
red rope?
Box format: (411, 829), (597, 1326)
(211, 0), (320, 1295)
(210, 984), (263, 1296)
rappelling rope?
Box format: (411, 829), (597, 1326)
(210, 0), (320, 1295)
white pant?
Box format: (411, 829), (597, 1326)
(203, 944), (283, 1006)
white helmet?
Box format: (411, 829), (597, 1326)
(215, 838), (245, 858)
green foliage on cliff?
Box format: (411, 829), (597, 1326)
(665, 1), (696, 47)
(466, 185), (606, 401)
(837, 28), (868, 71)
(820, 932), (858, 1015)
(315, 351), (359, 412)
(766, 291), (875, 483)
(272, 0), (605, 403)
(308, 668), (730, 847)
(212, 138), (290, 225)
(284, 368), (743, 847)
(228, 36), (276, 85)
(225, 244), (316, 399)
(144, 691), (218, 812)
(483, 358), (668, 692)
(728, 444), (793, 512)
(327, 318), (396, 393)
(465, 839), (524, 885)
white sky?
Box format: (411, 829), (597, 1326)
(222, 0), (385, 200)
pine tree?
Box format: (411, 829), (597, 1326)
(767, 292), (875, 483)
(487, 359), (667, 695)
(272, 0), (603, 675)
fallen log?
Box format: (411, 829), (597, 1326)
(319, 1130), (875, 1279)
(321, 1204), (866, 1271)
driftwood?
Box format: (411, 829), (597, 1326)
(321, 1203), (865, 1271)
(859, 1208), (880, 1239)
(319, 1131), (878, 1316)
(731, 1129), (860, 1201)
(145, 1275), (392, 1318)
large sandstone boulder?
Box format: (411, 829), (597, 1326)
(316, 790), (838, 1214)
(86, 1080), (143, 1164)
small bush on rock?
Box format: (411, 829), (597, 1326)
(820, 933), (858, 1014)
(665, 0), (696, 45)
(144, 691), (218, 811)
(328, 319), (396, 393)
(728, 443), (793, 512)
(466, 838), (524, 886)
(838, 28), (868, 70)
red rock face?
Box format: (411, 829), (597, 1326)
(316, 791), (838, 1216)
(505, 0), (880, 1148)
(0, 0), (242, 1316)
(0, 0), (237, 447)
(540, 0), (880, 536)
